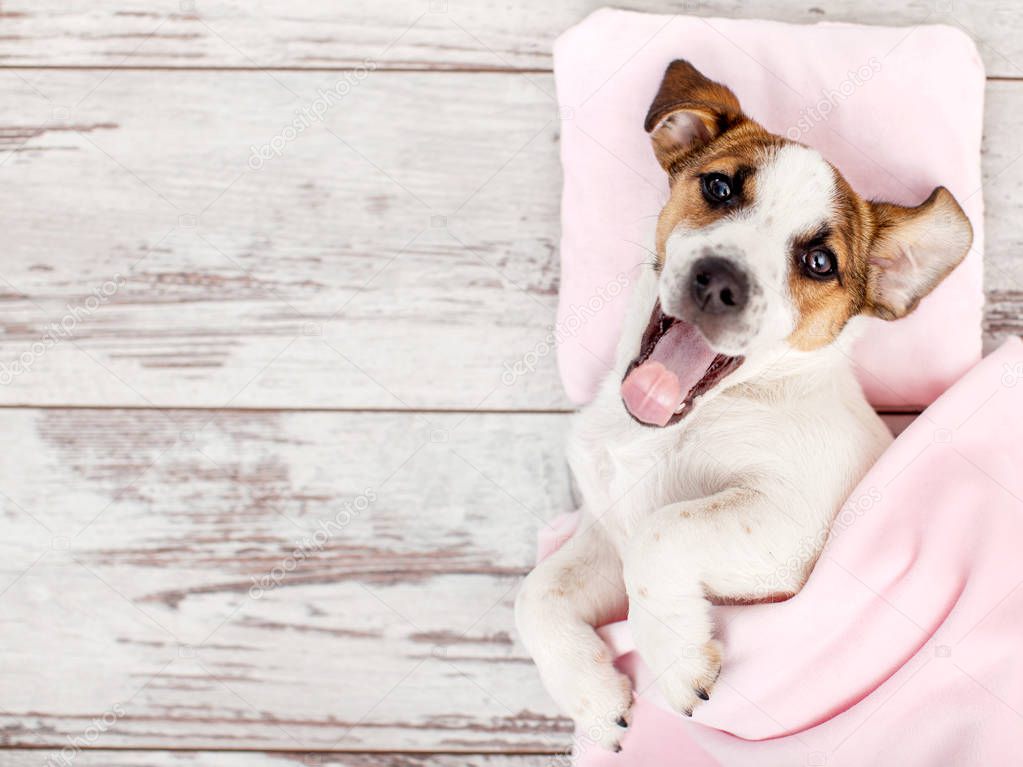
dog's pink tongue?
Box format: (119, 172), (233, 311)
(620, 322), (716, 426)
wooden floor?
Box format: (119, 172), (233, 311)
(0, 2), (1019, 763)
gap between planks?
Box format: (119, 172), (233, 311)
(0, 65), (555, 74)
(0, 403), (925, 416)
(0, 746), (565, 754)
(0, 64), (1014, 84)
(0, 751), (565, 766)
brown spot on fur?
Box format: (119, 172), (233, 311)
(701, 487), (758, 515)
(550, 565), (587, 597)
(704, 641), (722, 668)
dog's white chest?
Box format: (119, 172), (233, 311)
(569, 415), (723, 544)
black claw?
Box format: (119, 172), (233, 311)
(613, 744), (622, 753)
(616, 716), (628, 728)
(682, 707), (693, 717)
(695, 688), (709, 701)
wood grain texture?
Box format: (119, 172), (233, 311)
(3, 752), (559, 766)
(0, 408), (574, 751)
(0, 69), (563, 409)
(0, 71), (1019, 409)
(0, 1), (1021, 78)
(0, 409), (914, 752)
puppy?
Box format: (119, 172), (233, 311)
(515, 60), (972, 752)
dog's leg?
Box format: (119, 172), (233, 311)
(623, 486), (815, 716)
(515, 519), (631, 751)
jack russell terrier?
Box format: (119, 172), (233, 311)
(515, 59), (972, 752)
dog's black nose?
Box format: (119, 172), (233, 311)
(690, 256), (749, 314)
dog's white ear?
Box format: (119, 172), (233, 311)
(645, 59), (744, 172)
(865, 187), (973, 320)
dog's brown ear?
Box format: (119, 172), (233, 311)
(864, 187), (972, 320)
(645, 59), (743, 172)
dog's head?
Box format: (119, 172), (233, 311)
(620, 60), (973, 427)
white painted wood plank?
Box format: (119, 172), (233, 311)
(0, 409), (574, 750)
(1, 752), (558, 766)
(0, 70), (565, 410)
(0, 71), (1018, 409)
(1, 572), (570, 750)
(0, 1), (1020, 78)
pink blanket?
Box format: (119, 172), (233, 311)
(539, 337), (1023, 766)
(553, 10), (985, 409)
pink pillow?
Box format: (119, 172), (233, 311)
(553, 10), (985, 409)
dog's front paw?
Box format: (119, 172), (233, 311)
(567, 668), (634, 752)
(655, 639), (722, 717)
(535, 657), (633, 752)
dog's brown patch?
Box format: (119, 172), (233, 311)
(655, 124), (780, 258)
(784, 180), (972, 349)
(863, 187), (973, 320)
(786, 171), (873, 350)
(646, 60), (779, 259)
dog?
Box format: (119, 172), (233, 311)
(514, 59), (972, 752)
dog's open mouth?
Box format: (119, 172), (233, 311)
(620, 302), (744, 427)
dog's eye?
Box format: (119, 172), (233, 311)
(701, 173), (733, 204)
(802, 248), (838, 279)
